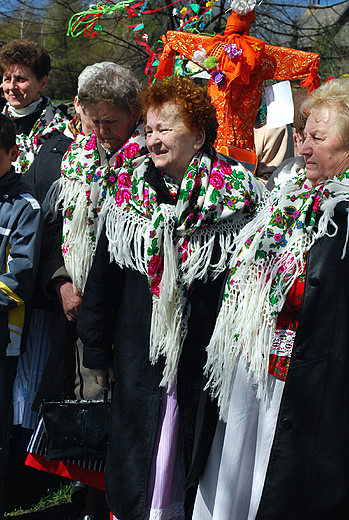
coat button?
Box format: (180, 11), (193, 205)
(309, 276), (319, 286)
(4, 194), (8, 199)
(295, 349), (304, 360)
(282, 419), (293, 430)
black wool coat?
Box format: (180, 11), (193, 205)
(24, 132), (73, 308)
(78, 166), (221, 520)
(25, 132), (77, 411)
(256, 201), (349, 519)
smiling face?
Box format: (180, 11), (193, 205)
(299, 109), (349, 187)
(1, 64), (48, 109)
(145, 102), (205, 184)
(87, 102), (138, 153)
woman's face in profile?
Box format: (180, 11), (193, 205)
(299, 109), (349, 187)
(1, 64), (47, 109)
(74, 97), (93, 136)
(145, 102), (205, 184)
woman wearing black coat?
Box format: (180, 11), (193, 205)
(78, 77), (264, 520)
(193, 78), (349, 520)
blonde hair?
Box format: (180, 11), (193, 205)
(301, 78), (349, 147)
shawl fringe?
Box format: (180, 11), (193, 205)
(44, 176), (103, 290)
(104, 199), (254, 388)
(205, 177), (349, 421)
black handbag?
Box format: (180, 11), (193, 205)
(41, 389), (110, 461)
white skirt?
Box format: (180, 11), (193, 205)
(193, 356), (285, 520)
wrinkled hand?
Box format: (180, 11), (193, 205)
(55, 280), (82, 322)
(89, 367), (115, 391)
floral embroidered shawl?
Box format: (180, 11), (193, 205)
(101, 148), (265, 387)
(4, 97), (70, 175)
(45, 123), (147, 291)
(205, 169), (349, 420)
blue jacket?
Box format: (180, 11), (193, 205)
(0, 168), (43, 357)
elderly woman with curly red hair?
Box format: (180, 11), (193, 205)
(77, 77), (265, 520)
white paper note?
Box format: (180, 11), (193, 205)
(265, 80), (294, 129)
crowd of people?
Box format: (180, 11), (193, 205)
(0, 35), (349, 520)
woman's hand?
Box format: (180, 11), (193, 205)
(54, 280), (82, 322)
(89, 367), (115, 390)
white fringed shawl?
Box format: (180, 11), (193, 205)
(101, 149), (265, 387)
(43, 124), (147, 291)
(205, 170), (349, 420)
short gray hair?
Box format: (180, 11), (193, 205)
(301, 78), (349, 148)
(78, 62), (142, 116)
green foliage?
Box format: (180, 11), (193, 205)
(5, 482), (72, 517)
(310, 21), (349, 79)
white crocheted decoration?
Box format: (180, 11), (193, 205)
(230, 0), (256, 15)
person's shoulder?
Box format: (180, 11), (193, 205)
(0, 170), (40, 214)
(44, 97), (71, 131)
(214, 150), (258, 177)
(215, 151), (241, 168)
(13, 182), (41, 211)
(63, 132), (95, 160)
(215, 151), (234, 162)
(39, 132), (73, 155)
(266, 156), (306, 191)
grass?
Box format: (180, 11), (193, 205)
(5, 482), (73, 517)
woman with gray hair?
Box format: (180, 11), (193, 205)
(47, 61), (146, 309)
(193, 77), (349, 520)
(26, 63), (146, 519)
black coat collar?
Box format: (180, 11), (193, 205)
(144, 160), (177, 206)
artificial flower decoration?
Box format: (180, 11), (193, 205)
(180, 7), (187, 15)
(225, 43), (242, 60)
(229, 0), (256, 15)
(192, 45), (208, 65)
(203, 56), (219, 70)
(142, 33), (148, 42)
(173, 8), (179, 15)
(152, 5), (320, 154)
(210, 68), (226, 89)
(187, 61), (202, 73)
(206, 0), (215, 7)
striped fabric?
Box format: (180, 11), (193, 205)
(113, 379), (185, 520)
(27, 416), (105, 472)
(12, 308), (52, 430)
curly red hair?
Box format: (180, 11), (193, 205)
(140, 77), (218, 151)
